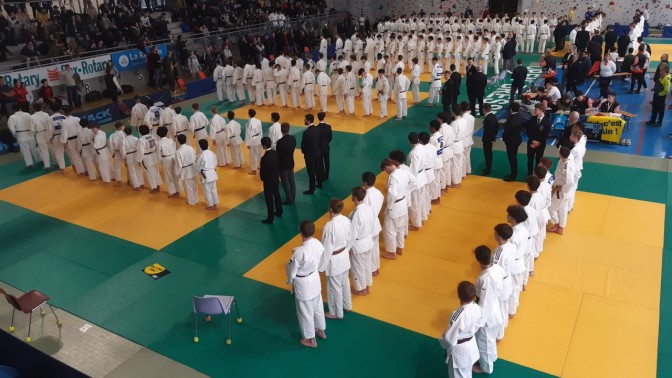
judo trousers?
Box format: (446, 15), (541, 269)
(295, 294), (326, 339)
(326, 271), (352, 318)
(350, 251), (372, 291)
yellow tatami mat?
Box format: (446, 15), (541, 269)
(245, 174), (664, 377)
(236, 91), (429, 134)
(0, 147), (306, 250)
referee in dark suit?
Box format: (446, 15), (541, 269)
(502, 102), (524, 182)
(524, 103), (552, 175)
(316, 112), (332, 180)
(301, 114), (323, 194)
(260, 137), (283, 224)
(481, 103), (498, 175)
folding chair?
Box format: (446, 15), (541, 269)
(0, 288), (62, 343)
(192, 295), (242, 345)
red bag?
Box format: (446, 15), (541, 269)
(198, 71), (206, 80)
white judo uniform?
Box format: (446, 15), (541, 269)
(349, 203), (376, 291)
(209, 114), (229, 167)
(196, 149), (219, 207)
(121, 134), (144, 189)
(364, 186), (384, 273)
(31, 110), (51, 169)
(475, 265), (505, 374)
(93, 129), (111, 183)
(408, 144), (428, 228)
(383, 166), (416, 254)
(493, 241), (515, 340)
(268, 121), (282, 150)
(286, 237), (326, 340)
(189, 110), (209, 152)
(158, 137), (182, 195)
(108, 130), (125, 182)
(8, 110), (36, 167)
(461, 111), (475, 176)
(508, 223), (529, 316)
(226, 119), (244, 168)
(549, 157), (577, 228)
(175, 143), (199, 205)
(319, 214), (352, 318)
(395, 73), (411, 119)
(49, 112), (67, 170)
(245, 117), (262, 172)
(439, 302), (484, 378)
(136, 134), (162, 190)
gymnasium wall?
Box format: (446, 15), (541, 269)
(339, 0), (670, 28)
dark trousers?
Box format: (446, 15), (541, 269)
(599, 76), (612, 98)
(630, 72), (646, 91)
(526, 143), (546, 175)
(442, 99), (451, 114)
(651, 95), (666, 123)
(263, 184), (283, 220)
(474, 95), (484, 115)
(509, 85), (523, 104)
(305, 156), (323, 191)
(66, 86), (80, 107)
(505, 141), (520, 178)
(483, 141), (493, 172)
(321, 151), (330, 180)
(279, 168), (296, 203)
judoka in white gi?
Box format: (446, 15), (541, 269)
(245, 109), (263, 174)
(91, 123), (111, 183)
(439, 281), (484, 378)
(506, 205), (529, 318)
(213, 62), (225, 102)
(130, 96), (148, 129)
(189, 103), (209, 152)
(344, 65), (358, 116)
(209, 107), (229, 167)
(225, 111), (244, 168)
(49, 105), (67, 171)
(428, 121), (445, 203)
(8, 104), (36, 168)
(172, 106), (190, 142)
(108, 122), (126, 184)
(525, 176), (549, 277)
(288, 60), (302, 109)
(359, 68), (374, 116)
(273, 64), (289, 108)
(175, 134), (199, 205)
(381, 156), (415, 259)
(449, 106), (465, 187)
(319, 199), (352, 319)
(136, 125), (162, 193)
(30, 102), (51, 170)
(301, 64), (316, 110)
(79, 119), (97, 181)
(121, 126), (144, 190)
(428, 57), (443, 107)
(418, 132), (436, 223)
(316, 68), (331, 113)
(196, 139), (219, 210)
(548, 146), (577, 235)
(492, 223), (515, 341)
(144, 101), (164, 139)
(376, 69), (390, 118)
(362, 172), (384, 276)
(286, 220), (327, 348)
(568, 128), (586, 212)
(473, 246), (504, 374)
(460, 103), (475, 176)
(407, 132), (427, 230)
(157, 126), (182, 198)
(515, 190), (538, 288)
(349, 187), (375, 295)
(395, 67), (411, 120)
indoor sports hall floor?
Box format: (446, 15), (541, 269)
(0, 50), (670, 378)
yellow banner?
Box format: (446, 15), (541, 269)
(587, 115), (625, 144)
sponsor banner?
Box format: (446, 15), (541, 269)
(74, 89), (173, 126)
(483, 65), (542, 113)
(111, 44), (168, 73)
(1, 56), (112, 89)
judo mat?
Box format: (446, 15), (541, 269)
(0, 53), (670, 378)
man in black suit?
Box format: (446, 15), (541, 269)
(481, 103), (498, 175)
(553, 21), (567, 51)
(449, 64), (461, 106)
(465, 58), (478, 114)
(502, 102), (524, 182)
(473, 66), (487, 116)
(575, 26), (590, 53)
(502, 35), (517, 72)
(316, 111), (332, 181)
(440, 70), (454, 114)
(276, 122), (296, 204)
(509, 59), (527, 105)
(524, 103), (552, 175)
(301, 114), (323, 195)
(260, 137), (283, 224)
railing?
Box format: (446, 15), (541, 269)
(0, 10), (347, 74)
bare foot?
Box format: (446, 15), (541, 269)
(372, 269), (379, 277)
(299, 338), (317, 348)
(315, 329), (327, 340)
(396, 248), (403, 256)
(325, 314), (342, 320)
(409, 225), (420, 231)
(353, 288), (369, 296)
(382, 252), (397, 260)
(205, 205), (217, 211)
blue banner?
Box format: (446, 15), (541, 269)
(75, 90), (172, 126)
(110, 44), (169, 73)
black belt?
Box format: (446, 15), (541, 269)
(194, 127), (206, 132)
(68, 136), (78, 140)
(457, 336), (473, 344)
(229, 135), (237, 138)
(296, 271), (315, 278)
(225, 75), (233, 78)
(332, 247), (346, 255)
(503, 275), (510, 279)
(176, 130), (187, 135)
(82, 143), (91, 146)
(162, 154), (173, 158)
(126, 150), (137, 154)
(182, 163), (193, 168)
(394, 196), (405, 203)
(278, 82), (286, 84)
(15, 129), (30, 133)
(216, 129), (225, 134)
(95, 145), (107, 152)
(165, 123), (172, 126)
(144, 152), (153, 155)
(252, 133), (260, 137)
(425, 168), (431, 171)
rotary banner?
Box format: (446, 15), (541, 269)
(1, 55), (112, 89)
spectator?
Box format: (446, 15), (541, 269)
(61, 64), (80, 108)
(20, 41), (39, 66)
(13, 80), (29, 112)
(188, 51), (201, 79)
(38, 79), (59, 106)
